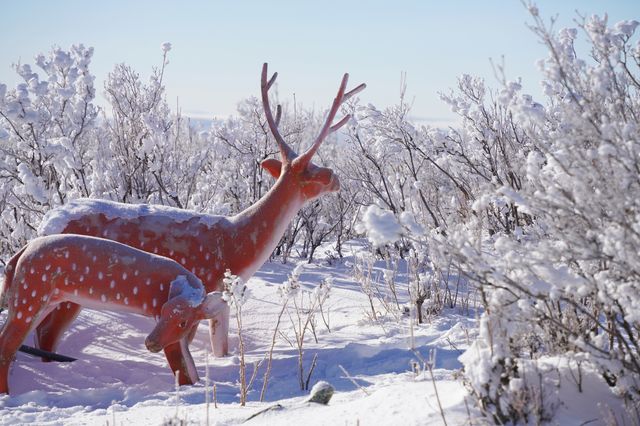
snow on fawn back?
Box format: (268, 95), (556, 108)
(0, 234), (226, 394)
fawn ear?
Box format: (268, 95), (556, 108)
(200, 292), (227, 319)
(168, 275), (190, 299)
(261, 158), (282, 179)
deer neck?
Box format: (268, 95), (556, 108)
(229, 174), (304, 277)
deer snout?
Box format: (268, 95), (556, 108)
(145, 334), (163, 353)
(329, 175), (340, 192)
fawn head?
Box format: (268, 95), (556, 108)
(259, 63), (365, 202)
(145, 276), (226, 352)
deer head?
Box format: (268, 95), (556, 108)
(145, 276), (226, 353)
(259, 63), (366, 202)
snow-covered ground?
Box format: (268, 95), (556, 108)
(0, 241), (479, 425)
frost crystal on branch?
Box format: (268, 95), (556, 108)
(222, 270), (249, 307)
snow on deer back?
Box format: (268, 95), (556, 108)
(39, 199), (231, 290)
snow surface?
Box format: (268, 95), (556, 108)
(0, 240), (622, 425)
(0, 241), (478, 425)
(37, 198), (222, 236)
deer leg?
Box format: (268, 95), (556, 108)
(163, 338), (198, 385)
(34, 302), (82, 361)
(209, 303), (229, 357)
(0, 309), (43, 394)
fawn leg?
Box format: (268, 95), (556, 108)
(163, 338), (198, 385)
(35, 302), (82, 360)
(209, 303), (229, 357)
(0, 310), (41, 394)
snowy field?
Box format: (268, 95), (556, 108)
(0, 241), (480, 425)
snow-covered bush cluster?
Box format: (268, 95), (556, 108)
(348, 8), (640, 424)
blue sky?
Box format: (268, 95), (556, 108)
(1, 1), (637, 124)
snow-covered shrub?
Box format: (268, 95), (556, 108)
(0, 44), (98, 256)
(96, 44), (212, 208)
(278, 262), (332, 390)
(446, 9), (640, 423)
(222, 270), (253, 405)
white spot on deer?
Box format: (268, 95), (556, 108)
(205, 253), (210, 261)
(54, 288), (60, 295)
(101, 294), (107, 303)
(41, 274), (47, 282)
(92, 255), (97, 263)
(56, 305), (61, 310)
(28, 306), (33, 312)
(84, 266), (90, 274)
(74, 289), (79, 296)
(98, 272), (104, 280)
(133, 286), (138, 295)
(31, 290), (36, 297)
(56, 266), (61, 274)
(16, 311), (22, 320)
(26, 316), (32, 323)
(89, 287), (93, 295)
(206, 273), (213, 281)
(29, 267), (35, 275)
(199, 245), (203, 252)
(134, 269), (139, 276)
(169, 250), (174, 256)
(102, 230), (108, 237)
(160, 283), (164, 291)
(181, 258), (187, 265)
(66, 303), (72, 309)
(116, 293), (121, 300)
(45, 264), (51, 271)
(23, 283), (28, 290)
(199, 268), (205, 276)
(143, 302), (148, 311)
(110, 280), (116, 289)
(124, 297), (129, 305)
(38, 253), (44, 259)
(72, 263), (77, 271)
(22, 298), (27, 305)
(145, 278), (151, 286)
(79, 275), (85, 283)
(13, 300), (18, 307)
(191, 267), (196, 274)
(64, 251), (69, 259)
(152, 298), (157, 308)
(153, 247), (158, 254)
(64, 277), (69, 286)
(122, 272), (128, 280)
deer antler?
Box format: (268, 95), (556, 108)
(295, 73), (366, 167)
(261, 63), (296, 165)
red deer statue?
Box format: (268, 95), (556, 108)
(34, 63), (366, 358)
(0, 234), (227, 394)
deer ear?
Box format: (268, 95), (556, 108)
(261, 158), (282, 178)
(200, 292), (227, 319)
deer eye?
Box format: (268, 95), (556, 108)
(179, 320), (188, 328)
